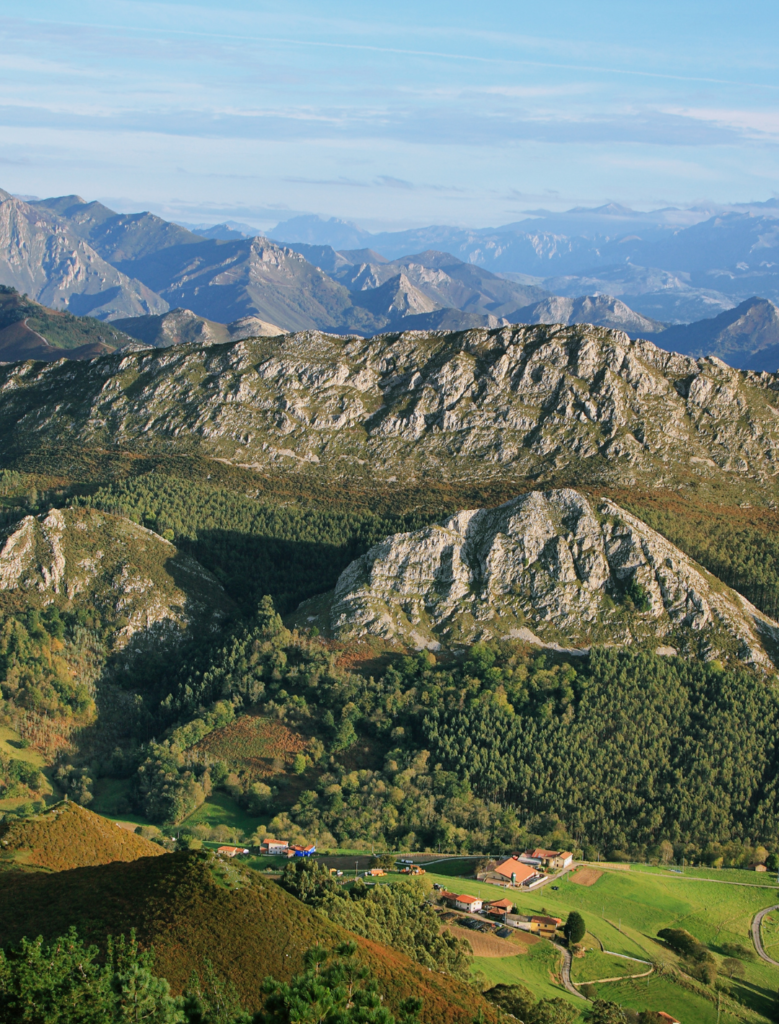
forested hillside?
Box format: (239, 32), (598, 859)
(125, 601), (779, 861)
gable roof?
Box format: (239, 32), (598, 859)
(493, 857), (540, 883)
(455, 894), (481, 904)
(488, 898), (514, 910)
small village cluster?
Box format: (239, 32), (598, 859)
(478, 848), (573, 887)
(217, 839), (317, 858)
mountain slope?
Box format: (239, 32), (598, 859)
(32, 195), (202, 262)
(112, 308), (282, 349)
(1, 324), (778, 496)
(0, 801), (164, 872)
(320, 488), (778, 666)
(0, 194), (168, 319)
(0, 851), (500, 1024)
(0, 507), (232, 657)
(110, 236), (381, 333)
(0, 286), (134, 361)
(284, 244), (548, 315)
(654, 297), (779, 371)
(512, 293), (665, 335)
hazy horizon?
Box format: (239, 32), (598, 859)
(2, 1), (778, 230)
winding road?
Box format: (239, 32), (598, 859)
(557, 944), (587, 999)
(752, 904), (779, 965)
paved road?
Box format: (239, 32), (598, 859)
(752, 905), (779, 965)
(557, 943), (587, 1000)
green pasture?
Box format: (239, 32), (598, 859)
(760, 909), (779, 958)
(179, 792), (258, 835)
(570, 950), (644, 983)
(0, 726), (46, 767)
(594, 975), (720, 1024)
(428, 866), (779, 1023)
(632, 865), (779, 888)
(472, 941), (577, 1005)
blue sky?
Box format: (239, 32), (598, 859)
(1, 0), (778, 229)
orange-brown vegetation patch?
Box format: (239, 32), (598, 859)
(570, 868), (603, 887)
(0, 802), (164, 872)
(192, 715), (308, 778)
(0, 852), (501, 1024)
(442, 924), (528, 957)
(510, 930), (541, 948)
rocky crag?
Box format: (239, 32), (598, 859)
(311, 489), (779, 666)
(1, 324), (779, 495)
(0, 507), (231, 656)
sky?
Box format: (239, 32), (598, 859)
(1, 0), (778, 230)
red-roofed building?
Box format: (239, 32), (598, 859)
(527, 849), (573, 869)
(493, 856), (542, 886)
(217, 846), (249, 857)
(657, 1014), (680, 1024)
(454, 894), (483, 912)
(489, 897), (515, 912)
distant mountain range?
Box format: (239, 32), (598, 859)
(271, 200), (779, 324)
(5, 188), (779, 371)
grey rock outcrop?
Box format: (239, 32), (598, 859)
(0, 507), (231, 654)
(324, 489), (779, 666)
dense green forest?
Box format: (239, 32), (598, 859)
(74, 474), (437, 613)
(622, 496), (779, 621)
(119, 599), (779, 861)
(3, 465), (779, 858)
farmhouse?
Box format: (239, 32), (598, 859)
(487, 897), (515, 918)
(454, 894), (483, 912)
(527, 848), (573, 869)
(531, 915), (562, 938)
(217, 846), (249, 857)
(290, 843), (317, 857)
(260, 839), (290, 856)
(491, 855), (542, 886)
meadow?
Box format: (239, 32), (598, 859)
(422, 865), (779, 1024)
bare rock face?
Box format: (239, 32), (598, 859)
(0, 507), (231, 654)
(326, 489), (779, 666)
(3, 323), (779, 492)
(0, 194), (168, 320)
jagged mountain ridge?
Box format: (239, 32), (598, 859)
(283, 244), (549, 316)
(652, 297), (779, 371)
(0, 193), (168, 320)
(1, 324), (779, 495)
(513, 294), (665, 335)
(316, 488), (779, 666)
(112, 307), (283, 350)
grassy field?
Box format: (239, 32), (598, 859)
(571, 950), (646, 983)
(0, 724), (58, 808)
(0, 726), (47, 767)
(473, 941), (576, 1004)
(594, 976), (720, 1024)
(631, 865), (779, 887)
(424, 865), (779, 1024)
(179, 792), (258, 835)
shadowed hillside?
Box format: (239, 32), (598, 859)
(0, 850), (500, 1024)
